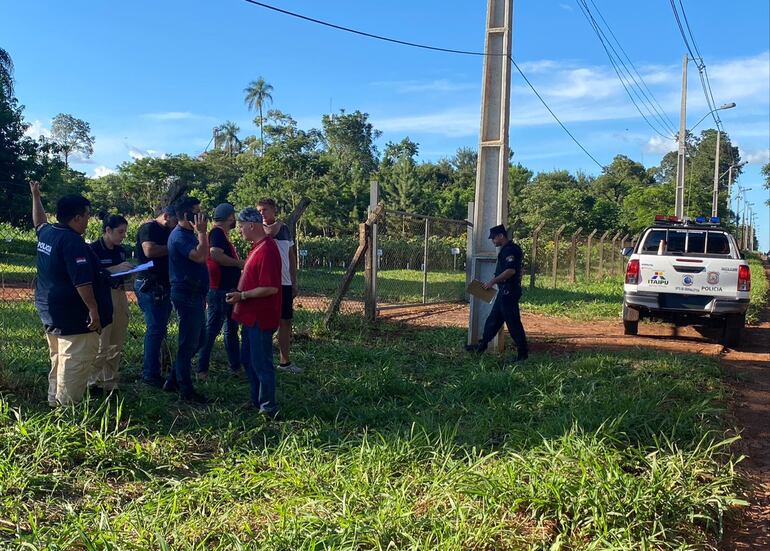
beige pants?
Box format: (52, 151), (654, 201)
(91, 288), (129, 390)
(46, 331), (99, 406)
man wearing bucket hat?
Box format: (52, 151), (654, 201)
(226, 207), (283, 417)
(466, 224), (529, 362)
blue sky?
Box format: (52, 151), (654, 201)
(3, 0), (769, 249)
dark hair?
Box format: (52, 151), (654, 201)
(99, 212), (128, 232)
(257, 197), (277, 210)
(56, 194), (91, 224)
(175, 196), (201, 222)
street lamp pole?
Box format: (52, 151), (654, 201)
(675, 55), (688, 219)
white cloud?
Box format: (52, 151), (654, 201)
(558, 3), (573, 12)
(128, 145), (164, 160)
(374, 108), (478, 137)
(744, 148), (770, 164)
(644, 135), (677, 154)
(92, 166), (116, 178)
(24, 119), (51, 139)
(141, 111), (213, 121)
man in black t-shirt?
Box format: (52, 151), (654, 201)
(198, 203), (244, 377)
(30, 182), (113, 406)
(134, 206), (178, 387)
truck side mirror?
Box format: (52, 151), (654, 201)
(621, 247), (634, 257)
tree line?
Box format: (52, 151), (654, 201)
(2, 47), (767, 239)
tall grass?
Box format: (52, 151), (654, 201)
(0, 301), (744, 549)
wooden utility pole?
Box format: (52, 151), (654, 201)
(467, 0), (514, 352)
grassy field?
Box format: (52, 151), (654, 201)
(0, 300), (745, 549)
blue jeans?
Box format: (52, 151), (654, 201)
(168, 289), (206, 396)
(241, 324), (277, 414)
(134, 279), (172, 382)
(198, 289), (240, 373)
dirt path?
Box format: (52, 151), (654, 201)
(381, 270), (770, 549)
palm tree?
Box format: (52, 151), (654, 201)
(216, 121), (241, 157)
(0, 47), (14, 98)
(243, 77), (273, 154)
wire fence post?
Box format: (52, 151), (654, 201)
(619, 234), (629, 274)
(610, 231), (622, 277)
(465, 202), (474, 302)
(598, 230), (610, 279)
(552, 224), (566, 288)
(364, 181), (379, 322)
(568, 227), (582, 284)
(585, 229), (597, 281)
(421, 217), (430, 304)
(530, 221), (546, 290)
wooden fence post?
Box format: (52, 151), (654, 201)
(619, 234), (629, 274)
(598, 230), (610, 279)
(568, 227), (583, 284)
(530, 221), (546, 290)
(552, 224), (566, 288)
(610, 231), (622, 276)
(585, 229), (597, 280)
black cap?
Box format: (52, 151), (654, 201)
(488, 224), (507, 239)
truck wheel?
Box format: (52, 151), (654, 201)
(623, 320), (639, 335)
(722, 314), (745, 348)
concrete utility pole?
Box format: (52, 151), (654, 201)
(711, 130), (721, 217)
(675, 55), (688, 219)
(467, 0), (513, 351)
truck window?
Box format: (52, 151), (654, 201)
(667, 230), (686, 253)
(686, 231), (706, 254)
(706, 232), (730, 255)
(642, 230), (666, 253)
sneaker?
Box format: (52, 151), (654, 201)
(277, 362), (304, 374)
(464, 343), (487, 353)
(87, 386), (105, 398)
(181, 390), (208, 405)
(162, 379), (178, 393)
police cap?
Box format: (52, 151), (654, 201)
(488, 224), (507, 239)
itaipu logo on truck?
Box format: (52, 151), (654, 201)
(648, 271), (668, 285)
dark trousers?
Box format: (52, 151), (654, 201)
(198, 289), (240, 373)
(481, 290), (528, 355)
(241, 324), (277, 414)
(168, 289), (206, 396)
(134, 280), (172, 383)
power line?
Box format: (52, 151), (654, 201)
(576, 0), (676, 140)
(586, 0), (677, 132)
(241, 0), (607, 170)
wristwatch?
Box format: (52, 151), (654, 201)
(240, 291), (247, 301)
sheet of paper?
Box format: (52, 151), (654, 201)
(110, 260), (154, 277)
(466, 279), (496, 303)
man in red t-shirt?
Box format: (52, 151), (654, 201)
(226, 207), (282, 416)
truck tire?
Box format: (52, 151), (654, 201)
(722, 314), (745, 348)
(623, 320), (639, 335)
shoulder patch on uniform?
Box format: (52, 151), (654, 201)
(505, 255), (515, 262)
(75, 257), (88, 265)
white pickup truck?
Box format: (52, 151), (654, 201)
(622, 217), (751, 346)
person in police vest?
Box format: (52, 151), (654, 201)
(89, 214), (134, 392)
(30, 182), (113, 406)
(466, 224), (529, 361)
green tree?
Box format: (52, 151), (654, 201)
(215, 121), (241, 157)
(244, 77), (274, 154)
(51, 113), (95, 166)
(762, 161), (770, 207)
(379, 138), (422, 212)
(0, 46), (14, 97)
(0, 93), (40, 224)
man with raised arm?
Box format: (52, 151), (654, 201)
(30, 182), (113, 406)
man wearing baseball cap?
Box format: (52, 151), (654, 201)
(197, 203), (245, 378)
(466, 224), (529, 361)
(226, 207), (283, 417)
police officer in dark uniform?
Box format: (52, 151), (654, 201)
(466, 224), (529, 361)
(30, 182), (113, 406)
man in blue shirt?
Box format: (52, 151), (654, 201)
(30, 182), (113, 406)
(164, 197), (210, 403)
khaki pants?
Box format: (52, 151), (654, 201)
(92, 288), (129, 390)
(46, 331), (99, 407)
